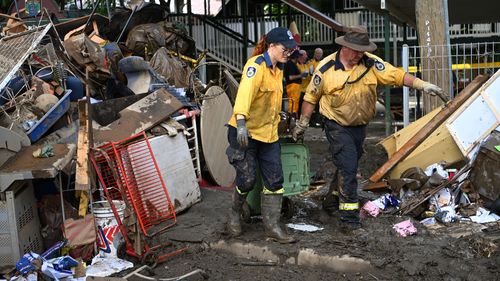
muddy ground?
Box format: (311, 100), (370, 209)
(123, 116), (500, 281)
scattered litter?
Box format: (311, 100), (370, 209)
(371, 194), (400, 210)
(435, 206), (458, 223)
(360, 201), (380, 218)
(32, 144), (55, 158)
(429, 188), (454, 211)
(393, 220), (417, 237)
(468, 207), (500, 224)
(420, 217), (437, 226)
(287, 223), (324, 232)
(86, 256), (134, 277)
(41, 261), (73, 281)
(16, 252), (41, 275)
(424, 163), (449, 178)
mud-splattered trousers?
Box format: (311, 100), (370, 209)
(324, 119), (366, 223)
(226, 126), (284, 194)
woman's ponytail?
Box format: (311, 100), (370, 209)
(251, 35), (268, 56)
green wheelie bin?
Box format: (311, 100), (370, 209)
(241, 138), (310, 220)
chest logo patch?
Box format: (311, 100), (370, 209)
(375, 61), (385, 71)
(313, 74), (322, 86)
(246, 66), (257, 78)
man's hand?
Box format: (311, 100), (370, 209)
(292, 115), (310, 142)
(422, 82), (448, 102)
(302, 71), (309, 78)
(236, 119), (250, 148)
(413, 78), (449, 102)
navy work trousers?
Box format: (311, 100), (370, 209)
(324, 119), (367, 223)
(226, 126), (284, 193)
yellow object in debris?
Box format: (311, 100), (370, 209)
(379, 107), (464, 179)
(78, 190), (89, 217)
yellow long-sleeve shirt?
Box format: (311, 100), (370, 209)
(228, 52), (284, 143)
(304, 52), (406, 126)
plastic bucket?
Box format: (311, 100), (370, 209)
(93, 200), (126, 257)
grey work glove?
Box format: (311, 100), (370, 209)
(423, 82), (449, 102)
(301, 71), (309, 78)
(292, 115), (310, 142)
(236, 119), (250, 148)
(414, 79), (449, 102)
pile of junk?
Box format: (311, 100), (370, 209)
(0, 2), (241, 280)
(342, 72), (500, 242)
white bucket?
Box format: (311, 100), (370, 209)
(93, 200), (126, 257)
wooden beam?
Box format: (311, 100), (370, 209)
(362, 181), (389, 192)
(369, 74), (488, 183)
(415, 0), (452, 113)
(75, 99), (90, 191)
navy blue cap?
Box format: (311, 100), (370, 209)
(266, 27), (297, 49)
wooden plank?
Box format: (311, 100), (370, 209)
(78, 190), (89, 217)
(369, 74), (488, 183)
(362, 181), (389, 192)
(93, 88), (183, 145)
(75, 100), (90, 191)
(415, 0), (452, 113)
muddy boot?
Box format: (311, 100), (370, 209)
(323, 170), (340, 214)
(228, 189), (247, 236)
(261, 194), (295, 244)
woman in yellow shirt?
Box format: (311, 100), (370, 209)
(226, 27), (296, 243)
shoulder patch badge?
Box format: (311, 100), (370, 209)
(246, 66), (257, 78)
(375, 61), (385, 71)
(313, 74), (322, 86)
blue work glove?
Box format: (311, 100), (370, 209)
(236, 119), (250, 148)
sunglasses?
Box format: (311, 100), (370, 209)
(279, 46), (296, 57)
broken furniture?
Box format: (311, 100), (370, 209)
(0, 143), (75, 190)
(0, 181), (43, 267)
(199, 86), (236, 187)
(0, 143), (75, 267)
(91, 132), (185, 265)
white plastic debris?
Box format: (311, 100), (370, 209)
(287, 223), (324, 232)
(429, 188), (453, 211)
(424, 163), (448, 178)
(469, 207), (500, 224)
(420, 217), (437, 226)
(435, 205), (458, 223)
(86, 256), (134, 277)
(41, 262), (73, 281)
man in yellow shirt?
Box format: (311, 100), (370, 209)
(226, 27), (297, 243)
(303, 48), (323, 123)
(292, 26), (446, 230)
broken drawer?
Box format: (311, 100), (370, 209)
(26, 90), (72, 142)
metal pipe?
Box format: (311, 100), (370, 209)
(83, 0), (103, 33)
(384, 10), (391, 135)
(402, 44), (409, 127)
(116, 5), (138, 42)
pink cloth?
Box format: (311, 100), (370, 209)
(360, 201), (380, 219)
(393, 220), (417, 237)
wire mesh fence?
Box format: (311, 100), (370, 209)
(399, 42), (499, 123)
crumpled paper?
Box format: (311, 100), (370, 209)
(393, 220), (417, 237)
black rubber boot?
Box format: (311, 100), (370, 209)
(261, 194), (295, 244)
(228, 189), (247, 236)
